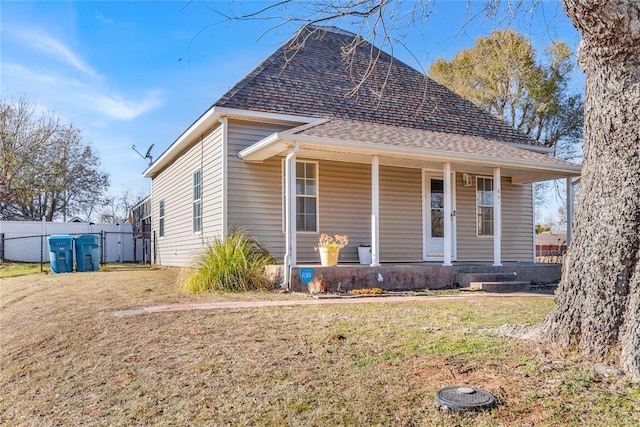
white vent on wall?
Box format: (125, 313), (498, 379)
(463, 173), (473, 187)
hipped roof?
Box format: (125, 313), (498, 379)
(215, 25), (539, 147)
(146, 25), (581, 179)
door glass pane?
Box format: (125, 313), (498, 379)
(431, 193), (444, 209)
(430, 179), (444, 238)
(431, 179), (443, 193)
(431, 210), (444, 238)
(431, 179), (444, 208)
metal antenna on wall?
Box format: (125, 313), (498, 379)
(132, 144), (154, 166)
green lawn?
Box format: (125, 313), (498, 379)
(0, 262), (49, 278)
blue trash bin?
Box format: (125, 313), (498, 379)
(75, 234), (100, 272)
(48, 235), (74, 274)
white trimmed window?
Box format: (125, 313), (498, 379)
(158, 199), (165, 237)
(193, 169), (202, 233)
(476, 177), (494, 236)
(296, 162), (318, 232)
(283, 161), (318, 233)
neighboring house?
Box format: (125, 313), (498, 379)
(143, 26), (581, 277)
(130, 195), (152, 264)
(535, 231), (568, 257)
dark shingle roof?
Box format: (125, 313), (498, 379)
(286, 118), (575, 167)
(215, 26), (538, 146)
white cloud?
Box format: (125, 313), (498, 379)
(79, 90), (163, 121)
(1, 63), (59, 84)
(3, 62), (162, 121)
(9, 27), (101, 79)
(3, 27), (163, 122)
(94, 11), (114, 25)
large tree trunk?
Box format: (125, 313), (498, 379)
(546, 0), (640, 380)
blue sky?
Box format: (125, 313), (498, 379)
(1, 1), (582, 216)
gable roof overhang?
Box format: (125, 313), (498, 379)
(143, 107), (318, 178)
(238, 119), (581, 184)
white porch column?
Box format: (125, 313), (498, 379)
(284, 143), (299, 271)
(371, 155), (380, 266)
(493, 167), (502, 266)
(566, 177), (574, 247)
(443, 162), (453, 266)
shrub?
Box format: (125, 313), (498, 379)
(179, 229), (277, 293)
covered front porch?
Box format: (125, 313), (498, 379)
(239, 118), (581, 290)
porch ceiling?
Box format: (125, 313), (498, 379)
(238, 118), (582, 183)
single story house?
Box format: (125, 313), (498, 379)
(143, 26), (581, 287)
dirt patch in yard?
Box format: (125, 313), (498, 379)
(1, 267), (638, 426)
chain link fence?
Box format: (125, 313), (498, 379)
(0, 231), (151, 270)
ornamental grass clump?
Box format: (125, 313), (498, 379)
(179, 229), (276, 293)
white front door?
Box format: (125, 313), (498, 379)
(424, 173), (456, 261)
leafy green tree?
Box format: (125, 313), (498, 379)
(535, 223), (551, 234)
(428, 29), (582, 159)
(0, 98), (110, 221)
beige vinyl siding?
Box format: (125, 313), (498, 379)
(455, 173), (533, 262)
(154, 116), (535, 266)
(379, 166), (423, 261)
(226, 120), (297, 261)
(227, 119), (426, 263)
(501, 180), (534, 262)
(227, 120), (372, 263)
(151, 124), (224, 266)
(300, 161), (371, 262)
(293, 163), (421, 262)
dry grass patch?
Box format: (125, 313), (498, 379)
(1, 267), (638, 426)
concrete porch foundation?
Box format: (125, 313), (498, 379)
(271, 263), (562, 293)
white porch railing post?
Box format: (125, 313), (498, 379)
(371, 155), (380, 266)
(443, 162), (453, 266)
(493, 167), (502, 266)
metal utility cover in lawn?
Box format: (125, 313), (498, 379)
(436, 386), (496, 411)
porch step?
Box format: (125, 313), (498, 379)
(458, 272), (519, 287)
(469, 281), (531, 293)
